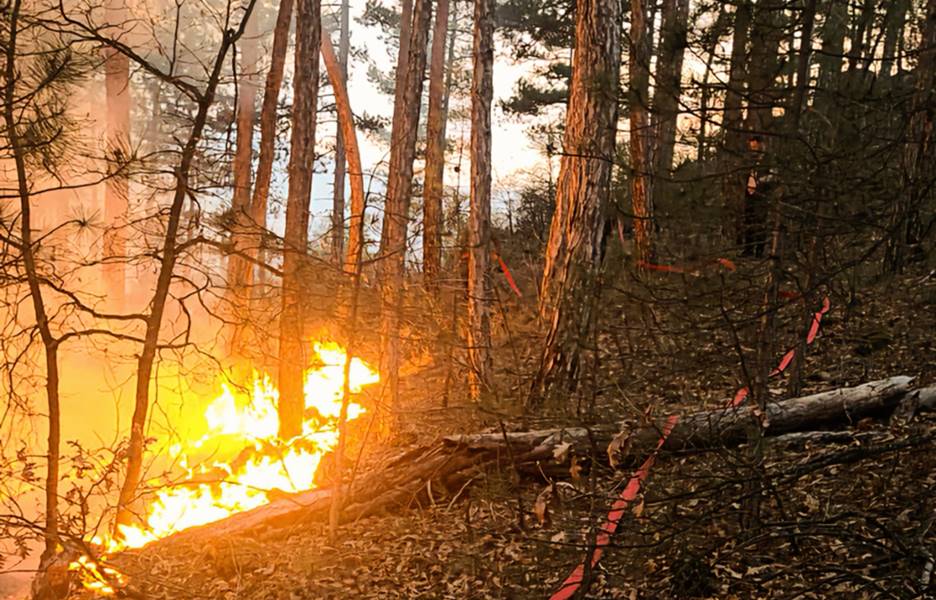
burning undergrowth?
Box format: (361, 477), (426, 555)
(69, 341), (379, 594)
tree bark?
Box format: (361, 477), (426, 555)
(814, 0), (847, 120)
(630, 0), (654, 267)
(467, 0), (494, 400)
(226, 11), (259, 356)
(422, 0), (451, 290)
(2, 0), (61, 560)
(103, 0), (132, 311)
(321, 27), (365, 277)
(114, 11), (257, 534)
(533, 0), (621, 402)
(377, 0), (431, 417)
(790, 0), (817, 127)
(722, 1), (752, 244)
(248, 0), (295, 277)
(744, 0), (784, 139)
(331, 0), (350, 265)
(278, 0), (321, 440)
(887, 0), (936, 273)
(881, 0), (911, 76)
(650, 0), (689, 198)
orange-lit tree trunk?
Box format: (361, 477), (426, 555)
(721, 0), (751, 244)
(422, 0), (450, 290)
(650, 0), (689, 199)
(2, 0), (61, 561)
(467, 0), (494, 400)
(378, 0), (432, 417)
(227, 12), (259, 355)
(115, 10), (256, 534)
(630, 0), (654, 267)
(104, 0), (131, 310)
(321, 29), (365, 276)
(330, 0), (350, 264)
(533, 0), (621, 402)
(278, 0), (321, 440)
(249, 0), (294, 277)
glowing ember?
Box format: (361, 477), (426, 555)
(111, 341), (377, 550)
(68, 554), (126, 595)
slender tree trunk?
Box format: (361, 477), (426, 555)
(722, 1), (752, 244)
(744, 1), (784, 138)
(422, 0), (451, 290)
(331, 0), (350, 264)
(814, 0), (847, 120)
(114, 14), (254, 534)
(104, 0), (132, 310)
(630, 0), (654, 267)
(790, 0), (817, 127)
(249, 0), (295, 277)
(846, 0), (876, 73)
(321, 28), (365, 277)
(227, 12), (259, 356)
(697, 6), (729, 162)
(2, 0), (60, 561)
(888, 0), (936, 272)
(881, 0), (910, 76)
(533, 0), (621, 402)
(279, 0), (321, 440)
(650, 0), (690, 198)
(377, 0), (431, 419)
(467, 0), (494, 400)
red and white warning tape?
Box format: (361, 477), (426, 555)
(549, 294), (831, 598)
(549, 415), (680, 600)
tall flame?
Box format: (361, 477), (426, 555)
(97, 341), (378, 552)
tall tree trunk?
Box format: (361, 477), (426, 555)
(698, 5), (730, 162)
(881, 0), (911, 76)
(321, 28), (365, 277)
(104, 0), (132, 310)
(377, 0), (431, 419)
(630, 0), (654, 267)
(2, 0), (60, 561)
(846, 0), (876, 74)
(249, 0), (295, 278)
(814, 0), (847, 120)
(331, 0), (350, 264)
(722, 1), (752, 244)
(278, 0), (321, 440)
(533, 0), (621, 402)
(468, 0), (494, 400)
(650, 0), (690, 200)
(422, 0), (451, 290)
(888, 0), (936, 272)
(115, 18), (253, 534)
(227, 11), (259, 356)
(790, 0), (817, 127)
(744, 0), (784, 139)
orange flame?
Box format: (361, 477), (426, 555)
(73, 341), (377, 583)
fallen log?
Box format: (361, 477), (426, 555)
(150, 377), (930, 546)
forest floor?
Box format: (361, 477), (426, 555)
(71, 268), (936, 599)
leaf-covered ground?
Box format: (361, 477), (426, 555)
(71, 271), (936, 599)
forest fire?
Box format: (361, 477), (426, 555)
(68, 342), (377, 592)
(116, 342), (377, 548)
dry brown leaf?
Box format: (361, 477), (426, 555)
(569, 456), (583, 487)
(607, 430), (633, 468)
(533, 484), (554, 526)
(552, 441), (572, 463)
